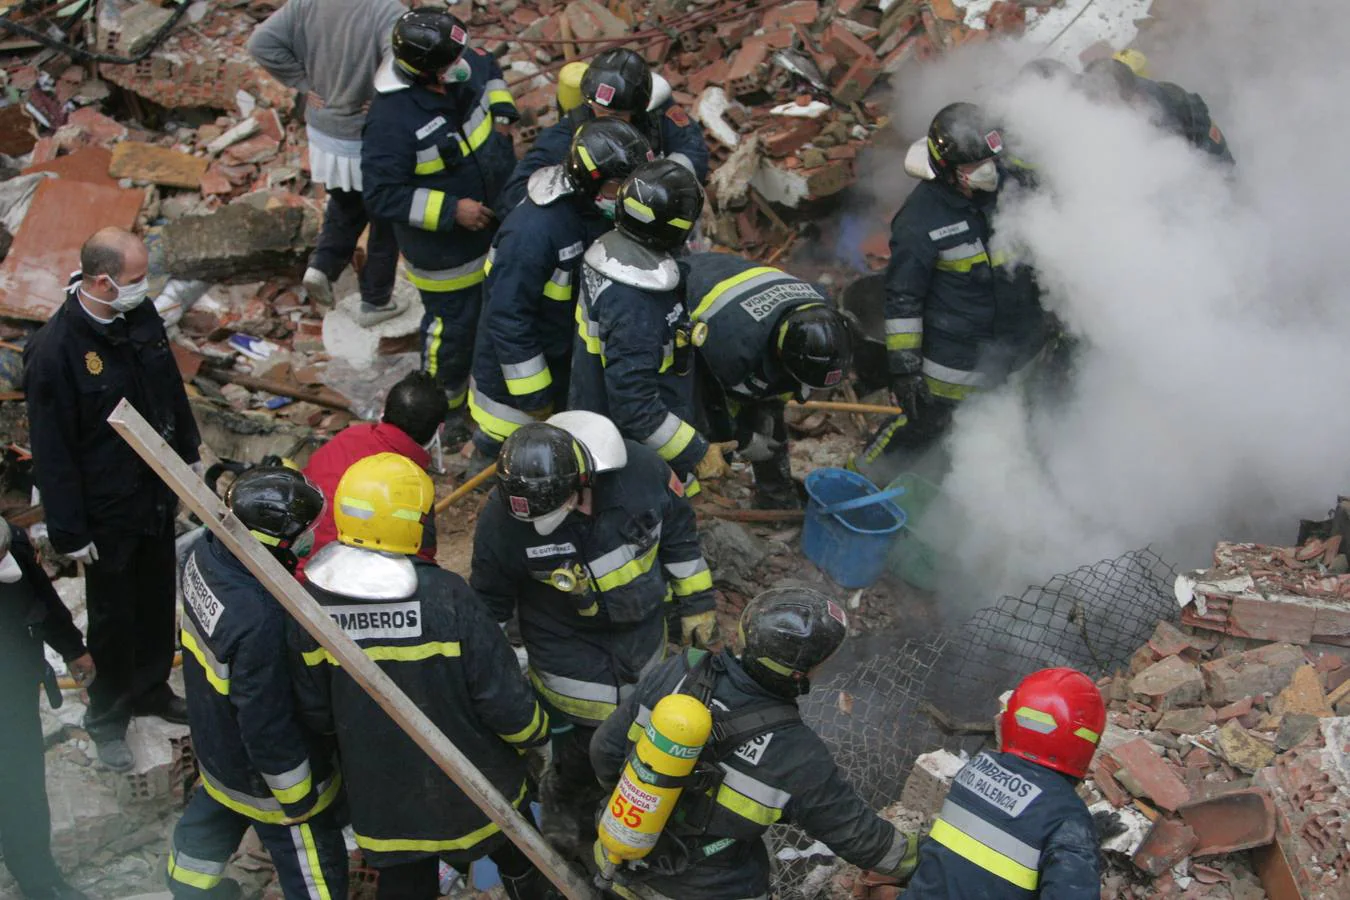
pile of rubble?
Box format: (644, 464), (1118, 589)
(832, 532), (1350, 900)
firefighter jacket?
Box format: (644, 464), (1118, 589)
(470, 440), (714, 729)
(497, 98), (710, 214)
(362, 48), (517, 294)
(884, 177), (1046, 400)
(23, 280), (200, 564)
(298, 421), (435, 575)
(292, 549), (549, 866)
(591, 650), (912, 900)
(1137, 78), (1234, 164)
(569, 233), (708, 479)
(180, 533), (341, 825)
(901, 750), (1100, 899)
(0, 525), (86, 688)
(685, 252), (831, 401)
(470, 177), (611, 440)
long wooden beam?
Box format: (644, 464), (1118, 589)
(106, 399), (594, 900)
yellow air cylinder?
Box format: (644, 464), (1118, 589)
(558, 62), (589, 113)
(597, 693), (712, 872)
(1112, 48), (1151, 78)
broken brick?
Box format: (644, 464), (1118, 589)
(1176, 788), (1275, 855)
(1201, 642), (1306, 705)
(834, 55), (882, 106)
(108, 141), (208, 189)
(222, 134), (281, 166)
(1131, 655), (1204, 710)
(1156, 706), (1216, 735)
(1213, 696), (1254, 721)
(1147, 620), (1197, 659)
(1110, 738), (1191, 811)
(1271, 665), (1334, 717)
(1134, 817), (1198, 876)
(822, 21), (879, 68)
(1214, 720), (1276, 773)
(762, 0), (818, 30)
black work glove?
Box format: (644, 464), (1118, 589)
(1092, 809), (1128, 843)
(890, 373), (929, 421)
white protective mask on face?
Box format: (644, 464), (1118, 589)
(595, 197), (618, 220)
(107, 275), (149, 312)
(962, 159), (1000, 193)
(0, 552), (22, 583)
(442, 59), (472, 84)
(532, 497), (576, 536)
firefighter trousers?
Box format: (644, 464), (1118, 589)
(419, 284), (483, 414)
(167, 786), (348, 900)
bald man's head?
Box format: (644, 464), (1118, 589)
(79, 227), (148, 304)
(80, 227), (145, 281)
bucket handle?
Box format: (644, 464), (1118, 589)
(818, 485), (906, 516)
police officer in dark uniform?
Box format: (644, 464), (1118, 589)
(591, 587), (920, 900)
(362, 10), (518, 441)
(292, 453), (554, 900)
(1081, 57), (1234, 164)
(470, 412), (717, 860)
(23, 226), (201, 771)
(497, 48), (709, 213)
(862, 103), (1046, 473)
(468, 118), (654, 465)
(569, 159), (717, 492)
(901, 667), (1105, 898)
(684, 252), (854, 509)
(167, 467), (347, 900)
(0, 519), (93, 900)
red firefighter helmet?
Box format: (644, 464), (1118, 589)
(999, 667), (1105, 779)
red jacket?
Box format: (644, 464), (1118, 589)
(298, 422), (436, 575)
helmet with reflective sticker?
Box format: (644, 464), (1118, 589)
(614, 159), (704, 252)
(497, 423), (592, 521)
(333, 453), (434, 556)
(739, 586), (848, 698)
(927, 101), (1003, 181)
(392, 9), (469, 85)
(999, 667), (1106, 779)
(564, 118), (654, 198)
(778, 304), (853, 389)
(581, 48), (653, 113)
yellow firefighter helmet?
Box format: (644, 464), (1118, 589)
(333, 452), (434, 556)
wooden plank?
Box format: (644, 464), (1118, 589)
(108, 141), (208, 189)
(105, 399), (596, 900)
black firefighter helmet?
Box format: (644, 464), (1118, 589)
(581, 48), (654, 114)
(739, 587), (849, 698)
(392, 9), (469, 85)
(927, 101), (1003, 182)
(778, 304), (853, 390)
(564, 118), (655, 198)
(226, 466), (325, 567)
(614, 159), (704, 252)
(497, 423), (592, 521)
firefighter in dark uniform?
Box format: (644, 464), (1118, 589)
(684, 252), (854, 509)
(0, 520), (94, 900)
(902, 667), (1106, 899)
(291, 453), (555, 900)
(470, 412), (717, 860)
(468, 118), (654, 465)
(591, 587), (920, 900)
(497, 49), (708, 214)
(861, 103), (1047, 472)
(569, 159), (718, 493)
(23, 226), (200, 771)
(167, 467), (347, 900)
(362, 10), (518, 441)
(1081, 57), (1234, 164)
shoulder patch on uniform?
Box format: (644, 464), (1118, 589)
(733, 732), (773, 766)
(668, 468), (685, 497)
(666, 105), (691, 127)
(559, 241), (585, 262)
(955, 752), (1044, 818)
(928, 221), (970, 241)
(415, 115), (447, 141)
(1209, 122), (1224, 144)
(183, 554), (225, 637)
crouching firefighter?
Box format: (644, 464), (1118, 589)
(362, 9), (518, 442)
(291, 453), (556, 900)
(590, 587), (920, 900)
(570, 159), (718, 494)
(902, 668), (1106, 899)
(469, 118), (655, 466)
(683, 251), (854, 509)
(168, 467), (347, 900)
(470, 412), (717, 860)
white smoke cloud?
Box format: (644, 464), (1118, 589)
(888, 1), (1350, 605)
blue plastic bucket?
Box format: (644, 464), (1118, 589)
(802, 468), (907, 588)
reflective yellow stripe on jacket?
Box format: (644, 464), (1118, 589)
(354, 780), (529, 854)
(929, 799), (1041, 891)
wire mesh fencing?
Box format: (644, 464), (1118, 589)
(770, 547), (1181, 898)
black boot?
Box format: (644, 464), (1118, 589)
(752, 450), (803, 510)
(500, 868), (564, 900)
